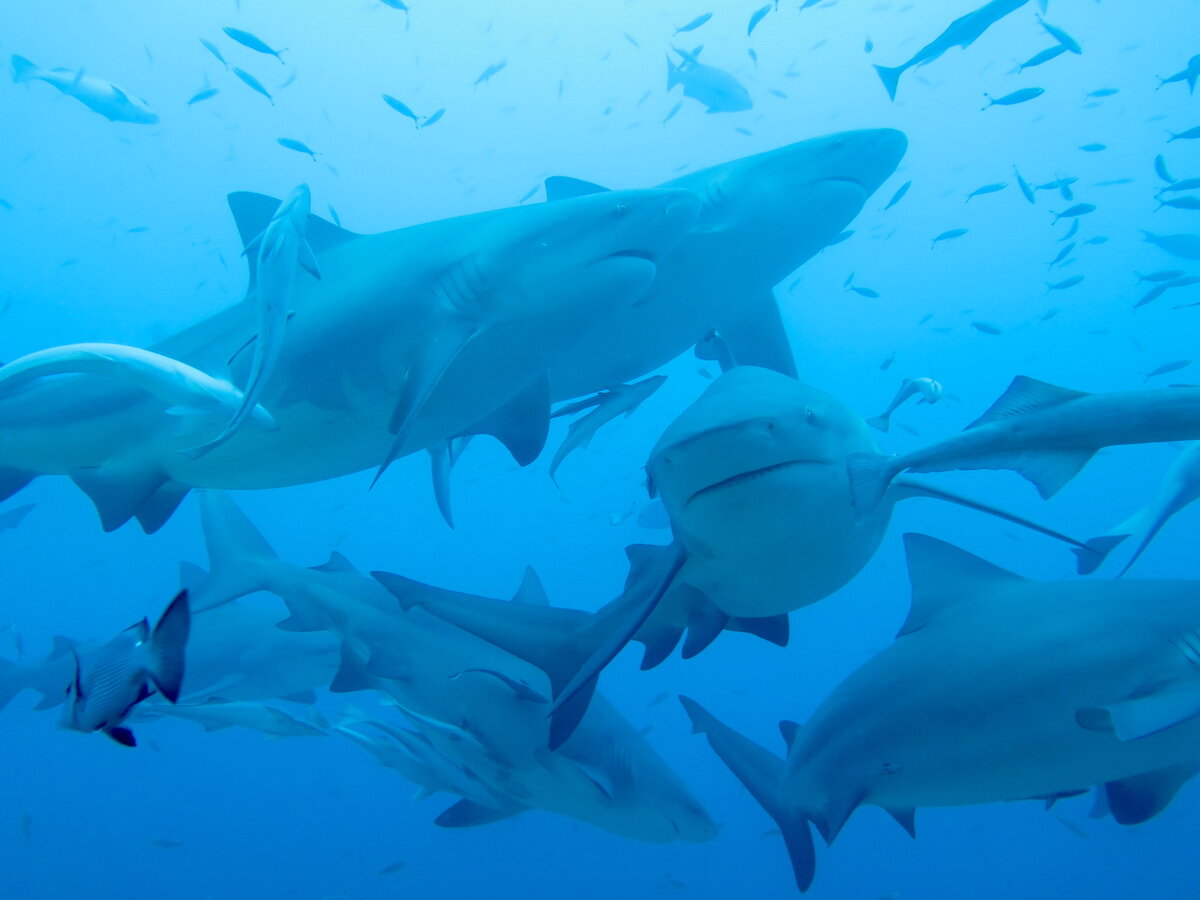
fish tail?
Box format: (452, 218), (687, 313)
(679, 696), (817, 892)
(666, 54), (679, 89)
(188, 491), (282, 611)
(148, 590), (191, 703)
(11, 54), (40, 83)
(873, 64), (904, 101)
(1071, 533), (1128, 575)
(846, 452), (896, 514)
(866, 413), (890, 433)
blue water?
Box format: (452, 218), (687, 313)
(2, 0), (1199, 896)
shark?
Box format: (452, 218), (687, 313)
(133, 698), (328, 739)
(848, 376), (1200, 513)
(11, 54), (159, 124)
(0, 186), (698, 532)
(190, 492), (715, 844)
(682, 533), (1200, 892)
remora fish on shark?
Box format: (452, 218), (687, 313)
(850, 376), (1200, 512)
(683, 533), (1200, 892)
(0, 186), (697, 532)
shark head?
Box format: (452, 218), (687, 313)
(664, 128), (907, 281)
(647, 366), (878, 511)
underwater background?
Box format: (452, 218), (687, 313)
(3, 0), (1200, 897)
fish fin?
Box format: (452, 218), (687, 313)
(0, 467), (35, 502)
(1077, 679), (1200, 742)
(148, 590), (190, 703)
(543, 176), (610, 202)
(866, 414), (890, 432)
(311, 551), (360, 575)
(49, 635), (81, 660)
(694, 330), (737, 372)
(666, 54), (680, 90)
(910, 448), (1097, 500)
(886, 807), (917, 839)
(890, 477), (1096, 553)
(679, 696), (815, 892)
(330, 642), (375, 693)
(709, 294), (799, 378)
(227, 192), (356, 292)
(1103, 762), (1200, 825)
(297, 239), (321, 281)
(873, 64), (904, 101)
(727, 613), (790, 647)
(964, 376), (1089, 430)
(510, 566), (549, 606)
(680, 596), (730, 659)
(427, 442), (454, 529)
(898, 533), (1026, 637)
(191, 491), (280, 611)
(846, 452), (898, 513)
(11, 54), (40, 83)
(624, 543), (693, 668)
(778, 720), (800, 753)
(434, 799), (527, 828)
(1073, 534), (1128, 575)
(69, 465), (166, 533)
(455, 373), (551, 467)
(279, 689), (317, 705)
(104, 726), (137, 747)
(134, 482), (191, 534)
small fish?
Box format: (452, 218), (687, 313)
(1060, 219), (1080, 241)
(880, 352), (896, 370)
(382, 94), (421, 126)
(380, 0), (409, 9)
(1047, 243), (1075, 268)
(1014, 167), (1035, 204)
(0, 198), (12, 211)
(200, 38), (228, 67)
(1094, 178), (1133, 186)
(1160, 178), (1200, 194)
(276, 138), (316, 159)
(624, 33), (639, 48)
(187, 87), (219, 105)
(982, 87), (1044, 109)
(747, 4), (771, 36)
(149, 838), (184, 849)
(868, 377), (943, 431)
(1086, 88), (1119, 98)
(518, 184), (540, 203)
(883, 180), (911, 211)
(1052, 203), (1096, 223)
(768, 88), (787, 99)
(222, 27), (286, 63)
(1038, 16), (1081, 54)
(126, 226), (149, 233)
(1137, 269), (1185, 283)
(848, 286), (880, 298)
(1155, 154), (1176, 184)
(931, 228), (968, 247)
(1167, 126), (1200, 143)
(1136, 283), (1171, 309)
(748, 48), (759, 66)
(1084, 235), (1108, 245)
(674, 13), (712, 35)
(1144, 360), (1193, 381)
(864, 37), (873, 53)
(966, 182), (1006, 201)
(1142, 230), (1200, 260)
(1016, 45), (1066, 72)
(1159, 196), (1200, 212)
(19, 812), (32, 842)
(972, 321), (1003, 335)
(379, 861), (407, 875)
(231, 67), (273, 104)
(474, 60), (507, 87)
(421, 108), (445, 129)
(1079, 143), (1106, 152)
(662, 100), (683, 125)
(62, 591), (190, 747)
(1046, 275), (1084, 291)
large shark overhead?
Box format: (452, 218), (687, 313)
(0, 186), (698, 531)
(683, 533), (1200, 892)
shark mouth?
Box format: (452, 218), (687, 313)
(685, 459), (828, 507)
(609, 248), (658, 263)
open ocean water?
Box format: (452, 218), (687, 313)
(2, 1), (1200, 897)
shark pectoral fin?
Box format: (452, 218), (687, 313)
(330, 642), (375, 693)
(456, 372), (551, 467)
(0, 467), (36, 502)
(708, 294), (799, 378)
(134, 481), (191, 534)
(1077, 679), (1200, 741)
(890, 477), (1095, 554)
(846, 452), (898, 514)
(1103, 762), (1200, 825)
(911, 448), (1098, 500)
(898, 534), (1026, 637)
(548, 675), (600, 751)
(543, 176), (610, 202)
(680, 592), (730, 658)
(427, 442), (455, 529)
(965, 376), (1090, 430)
(1068, 534), (1127, 575)
(679, 696), (816, 892)
(70, 464), (167, 533)
(434, 798), (527, 828)
(728, 613), (790, 647)
(364, 648), (410, 682)
(885, 806), (917, 839)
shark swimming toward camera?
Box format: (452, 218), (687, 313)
(849, 376), (1200, 513)
(0, 186), (697, 532)
(682, 533), (1200, 892)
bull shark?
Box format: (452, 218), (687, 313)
(0, 186), (697, 532)
(190, 492), (715, 844)
(848, 376), (1200, 513)
(12, 54), (159, 123)
(682, 533), (1200, 891)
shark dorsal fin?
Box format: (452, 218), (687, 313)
(898, 533), (1026, 637)
(965, 376), (1089, 430)
(511, 566), (549, 606)
(227, 192), (359, 292)
(312, 551), (359, 575)
(544, 176), (610, 202)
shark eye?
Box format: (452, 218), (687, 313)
(804, 407), (818, 424)
(614, 201), (630, 216)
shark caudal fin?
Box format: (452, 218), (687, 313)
(873, 64), (905, 101)
(189, 492), (281, 610)
(679, 696), (816, 892)
(865, 413), (891, 433)
(147, 590), (190, 703)
(11, 55), (41, 83)
(1071, 534), (1129, 575)
(846, 452), (897, 513)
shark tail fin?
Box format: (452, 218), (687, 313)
(11, 55), (40, 83)
(873, 63), (904, 101)
(1072, 534), (1128, 575)
(679, 696), (816, 892)
(846, 452), (897, 514)
(865, 413), (890, 433)
(666, 54), (680, 89)
(191, 492), (281, 611)
(147, 590), (190, 703)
